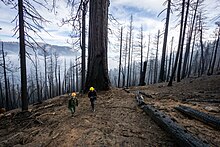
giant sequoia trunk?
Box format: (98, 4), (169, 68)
(85, 0), (110, 91)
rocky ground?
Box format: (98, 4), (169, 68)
(0, 75), (220, 147)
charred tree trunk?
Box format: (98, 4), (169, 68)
(210, 27), (220, 75)
(81, 0), (88, 93)
(167, 37), (174, 82)
(198, 13), (205, 76)
(122, 33), (128, 87)
(43, 48), (48, 100)
(182, 0), (198, 79)
(177, 0), (189, 82)
(85, 0), (110, 91)
(139, 26), (144, 86)
(139, 61), (147, 86)
(168, 0), (185, 86)
(145, 34), (151, 84)
(175, 105), (220, 130)
(58, 65), (61, 95)
(154, 30), (160, 84)
(0, 82), (4, 108)
(127, 15), (133, 88)
(18, 0), (28, 111)
(2, 42), (9, 111)
(188, 16), (198, 77)
(159, 0), (171, 82)
(118, 27), (123, 88)
(142, 104), (209, 147)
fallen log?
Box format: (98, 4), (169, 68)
(175, 105), (220, 130)
(142, 105), (209, 147)
(139, 91), (153, 98)
(122, 88), (130, 93)
(182, 98), (220, 103)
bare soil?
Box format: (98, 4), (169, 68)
(0, 75), (219, 147)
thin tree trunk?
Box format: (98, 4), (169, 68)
(122, 33), (128, 87)
(2, 42), (9, 111)
(159, 0), (171, 82)
(167, 37), (174, 82)
(199, 12), (205, 76)
(127, 15), (133, 88)
(118, 27), (123, 88)
(81, 0), (88, 93)
(58, 65), (61, 95)
(76, 59), (79, 92)
(168, 0), (185, 86)
(177, 0), (189, 82)
(44, 49), (48, 100)
(145, 34), (151, 84)
(18, 0), (28, 111)
(0, 82), (4, 108)
(210, 27), (220, 75)
(182, 0), (198, 79)
(139, 26), (143, 85)
(188, 17), (198, 77)
(154, 30), (160, 84)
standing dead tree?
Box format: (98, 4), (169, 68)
(2, 0), (54, 111)
(159, 0), (172, 82)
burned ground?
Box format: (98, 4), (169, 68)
(0, 75), (219, 146)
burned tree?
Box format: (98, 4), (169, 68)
(85, 0), (111, 91)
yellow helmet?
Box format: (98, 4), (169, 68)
(71, 92), (76, 97)
(89, 87), (95, 91)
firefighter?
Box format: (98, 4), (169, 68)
(68, 92), (78, 116)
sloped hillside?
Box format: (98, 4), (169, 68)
(0, 75), (220, 146)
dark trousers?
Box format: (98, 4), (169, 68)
(90, 97), (96, 110)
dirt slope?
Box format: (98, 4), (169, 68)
(0, 89), (176, 146)
(130, 75), (220, 146)
(0, 75), (219, 146)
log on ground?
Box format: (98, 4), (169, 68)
(175, 105), (220, 130)
(142, 105), (209, 147)
(139, 91), (153, 98)
(182, 98), (220, 103)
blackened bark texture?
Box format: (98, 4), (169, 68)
(118, 27), (123, 88)
(177, 0), (189, 82)
(166, 37), (174, 82)
(159, 0), (171, 82)
(2, 42), (9, 111)
(81, 0), (88, 93)
(182, 0), (199, 79)
(139, 61), (147, 86)
(168, 0), (185, 86)
(210, 27), (220, 75)
(154, 30), (160, 84)
(142, 104), (209, 147)
(175, 105), (220, 130)
(18, 0), (28, 111)
(85, 0), (110, 91)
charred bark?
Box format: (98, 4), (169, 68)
(175, 105), (220, 130)
(85, 0), (110, 91)
(141, 104), (209, 147)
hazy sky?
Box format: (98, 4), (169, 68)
(0, 0), (219, 68)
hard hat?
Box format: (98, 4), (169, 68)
(71, 92), (76, 97)
(89, 87), (94, 91)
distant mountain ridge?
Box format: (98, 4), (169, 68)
(2, 42), (75, 56)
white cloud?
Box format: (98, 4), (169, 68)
(111, 0), (164, 13)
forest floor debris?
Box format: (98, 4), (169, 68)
(0, 75), (220, 146)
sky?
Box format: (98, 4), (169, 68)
(0, 0), (219, 69)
